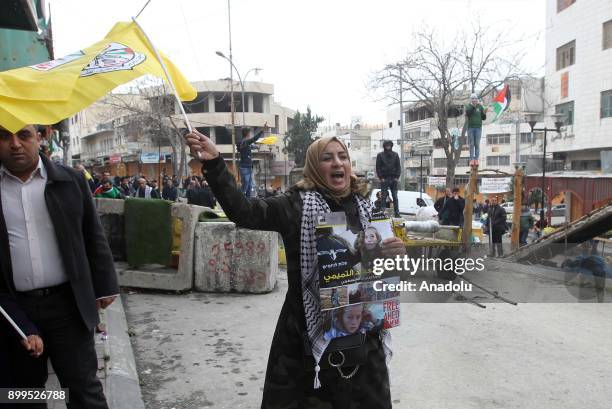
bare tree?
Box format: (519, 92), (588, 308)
(101, 77), (190, 184)
(370, 20), (533, 187)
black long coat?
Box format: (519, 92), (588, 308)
(0, 154), (119, 334)
(203, 156), (391, 409)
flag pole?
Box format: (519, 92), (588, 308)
(0, 305), (27, 340)
(131, 18), (193, 134)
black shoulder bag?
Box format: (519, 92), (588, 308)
(303, 332), (367, 379)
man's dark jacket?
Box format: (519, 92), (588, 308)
(237, 129), (264, 168)
(0, 155), (119, 338)
(487, 204), (508, 232)
(162, 185), (178, 201)
(376, 150), (401, 179)
(441, 196), (465, 226)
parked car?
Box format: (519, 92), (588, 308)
(369, 189), (435, 218)
(500, 201), (514, 214)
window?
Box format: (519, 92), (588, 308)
(434, 158), (468, 167)
(572, 160), (601, 170)
(454, 176), (469, 186)
(388, 122), (393, 128)
(602, 90), (612, 118)
(253, 94), (264, 113)
(520, 155), (543, 164)
(557, 0), (576, 13)
(182, 92), (208, 113)
(486, 156), (510, 167)
(433, 158), (447, 168)
(520, 132), (543, 144)
(603, 20), (612, 50)
(487, 134), (511, 145)
(555, 101), (574, 125)
(520, 133), (533, 144)
(215, 126), (232, 144)
(556, 40), (576, 70)
(457, 158), (469, 167)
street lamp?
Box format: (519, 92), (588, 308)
(216, 51), (262, 126)
(216, 50), (237, 174)
(413, 146), (433, 200)
(524, 112), (566, 227)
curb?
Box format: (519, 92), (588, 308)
(104, 295), (146, 409)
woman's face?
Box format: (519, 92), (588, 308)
(318, 141), (351, 193)
(364, 228), (379, 250)
(340, 304), (363, 334)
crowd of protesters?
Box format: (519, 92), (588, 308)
(71, 165), (221, 208)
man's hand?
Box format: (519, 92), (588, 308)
(381, 237), (407, 258)
(96, 296), (117, 310)
(185, 130), (220, 162)
(21, 335), (44, 357)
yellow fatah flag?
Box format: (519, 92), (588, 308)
(0, 21), (196, 133)
(257, 135), (278, 145)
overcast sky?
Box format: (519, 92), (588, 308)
(49, 0), (545, 126)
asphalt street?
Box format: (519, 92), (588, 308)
(124, 265), (612, 409)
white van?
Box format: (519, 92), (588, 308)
(370, 189), (436, 219)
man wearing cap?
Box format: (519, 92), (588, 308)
(0, 124), (118, 408)
(376, 140), (401, 217)
(465, 93), (487, 166)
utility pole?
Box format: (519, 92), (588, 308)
(462, 164), (478, 253)
(227, 0), (237, 177)
(511, 116), (523, 251)
(398, 65), (405, 189)
(511, 166), (524, 251)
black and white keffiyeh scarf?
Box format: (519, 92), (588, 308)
(300, 190), (393, 388)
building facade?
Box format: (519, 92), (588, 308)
(180, 80), (295, 189)
(545, 0), (612, 170)
(67, 81), (296, 187)
(395, 77), (547, 191)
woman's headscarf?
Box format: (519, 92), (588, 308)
(296, 136), (368, 201)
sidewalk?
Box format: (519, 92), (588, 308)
(45, 297), (144, 409)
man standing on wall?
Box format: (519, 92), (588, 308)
(237, 122), (268, 198)
(465, 93), (487, 166)
(376, 140), (401, 218)
(0, 124), (119, 408)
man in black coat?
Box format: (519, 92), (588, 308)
(434, 188), (452, 224)
(118, 176), (135, 197)
(161, 178), (178, 201)
(375, 140), (401, 217)
(441, 188), (465, 226)
(0, 124), (118, 408)
(186, 179), (216, 208)
(487, 196), (507, 257)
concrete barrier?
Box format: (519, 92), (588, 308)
(114, 202), (210, 291)
(95, 198), (126, 262)
(194, 222), (278, 293)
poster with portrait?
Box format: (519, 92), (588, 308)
(316, 212), (400, 342)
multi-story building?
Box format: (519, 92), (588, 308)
(69, 81), (296, 188)
(402, 78), (546, 190)
(68, 94), (172, 180)
(180, 80), (295, 189)
(545, 0), (612, 170)
(317, 118), (386, 178)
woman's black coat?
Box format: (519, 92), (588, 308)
(203, 156), (391, 409)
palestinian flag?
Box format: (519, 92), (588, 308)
(491, 84), (511, 123)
